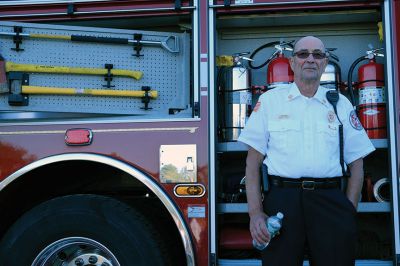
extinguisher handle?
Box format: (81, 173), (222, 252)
(267, 50), (280, 62)
(233, 52), (251, 57)
(367, 47), (384, 58)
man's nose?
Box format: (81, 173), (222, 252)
(305, 54), (315, 61)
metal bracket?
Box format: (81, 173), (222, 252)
(133, 33), (144, 57)
(103, 64), (115, 88)
(141, 86), (152, 110)
(8, 72), (29, 106)
(169, 108), (185, 115)
(11, 26), (24, 52)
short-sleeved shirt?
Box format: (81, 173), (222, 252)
(238, 83), (375, 178)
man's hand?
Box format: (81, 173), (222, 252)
(245, 147), (269, 244)
(250, 211), (270, 245)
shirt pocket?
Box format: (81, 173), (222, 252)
(316, 122), (339, 157)
(268, 120), (301, 154)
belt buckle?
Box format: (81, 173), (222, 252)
(302, 180), (315, 190)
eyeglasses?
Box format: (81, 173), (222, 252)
(293, 51), (327, 59)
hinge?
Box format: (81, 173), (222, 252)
(175, 0), (182, 10)
(67, 3), (75, 15)
(210, 253), (216, 266)
(193, 101), (200, 117)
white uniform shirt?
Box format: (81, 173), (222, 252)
(238, 83), (375, 178)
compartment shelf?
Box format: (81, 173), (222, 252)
(217, 202), (390, 214)
(371, 139), (388, 149)
(217, 139), (387, 152)
(218, 259), (392, 266)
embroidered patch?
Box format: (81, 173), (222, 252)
(253, 101), (261, 112)
(349, 110), (363, 130)
(327, 111), (336, 123)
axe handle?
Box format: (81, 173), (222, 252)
(22, 85), (158, 98)
(6, 62), (143, 80)
(30, 33), (129, 44)
(30, 33), (71, 41)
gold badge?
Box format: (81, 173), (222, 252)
(328, 111), (336, 123)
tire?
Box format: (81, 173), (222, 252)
(0, 194), (170, 266)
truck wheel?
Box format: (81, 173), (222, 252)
(0, 194), (170, 266)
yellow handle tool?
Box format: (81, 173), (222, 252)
(6, 62), (143, 80)
(22, 85), (158, 98)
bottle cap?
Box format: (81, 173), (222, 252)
(276, 212), (284, 219)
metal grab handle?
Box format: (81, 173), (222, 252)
(0, 31), (180, 53)
(128, 35), (179, 53)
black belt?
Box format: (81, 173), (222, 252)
(269, 175), (341, 190)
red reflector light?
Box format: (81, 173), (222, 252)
(65, 129), (93, 146)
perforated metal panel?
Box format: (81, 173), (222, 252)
(0, 21), (191, 116)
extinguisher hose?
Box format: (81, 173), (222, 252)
(217, 66), (230, 131)
(249, 41), (291, 69)
(331, 60), (342, 91)
(347, 56), (367, 106)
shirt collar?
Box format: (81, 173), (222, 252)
(286, 83), (331, 108)
(313, 86), (331, 108)
(286, 83), (302, 101)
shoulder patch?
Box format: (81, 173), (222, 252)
(349, 110), (363, 130)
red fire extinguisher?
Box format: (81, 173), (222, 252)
(248, 41), (294, 89)
(348, 48), (386, 139)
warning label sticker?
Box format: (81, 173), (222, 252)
(188, 205), (206, 218)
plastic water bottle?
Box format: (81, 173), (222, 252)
(252, 212), (284, 250)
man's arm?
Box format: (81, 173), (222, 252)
(346, 158), (364, 209)
(245, 147), (270, 244)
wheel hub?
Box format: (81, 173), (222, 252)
(31, 237), (119, 266)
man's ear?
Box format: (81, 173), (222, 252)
(289, 56), (295, 71)
(323, 57), (329, 68)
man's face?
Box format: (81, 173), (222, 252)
(289, 37), (328, 83)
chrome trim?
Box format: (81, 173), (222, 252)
(94, 127), (198, 133)
(209, 0), (368, 8)
(173, 184), (206, 198)
(0, 127), (199, 135)
(0, 153), (195, 266)
(208, 0), (217, 256)
(0, 0), (119, 5)
(0, 6), (196, 18)
(0, 117), (201, 127)
(193, 0), (200, 116)
(384, 0), (400, 255)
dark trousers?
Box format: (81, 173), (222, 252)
(261, 186), (357, 266)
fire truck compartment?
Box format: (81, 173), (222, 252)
(0, 21), (191, 118)
(214, 6), (392, 264)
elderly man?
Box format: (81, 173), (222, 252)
(238, 36), (375, 266)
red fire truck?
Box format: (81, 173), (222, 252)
(0, 0), (399, 265)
